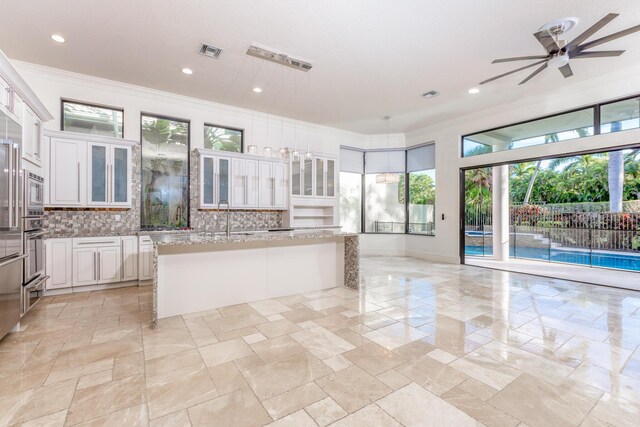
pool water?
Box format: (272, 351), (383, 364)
(465, 245), (640, 272)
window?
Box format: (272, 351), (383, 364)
(601, 97), (640, 134)
(141, 114), (189, 229)
(339, 147), (364, 233)
(365, 150), (406, 233)
(339, 144), (436, 235)
(204, 124), (243, 152)
(62, 100), (123, 138)
(463, 108), (594, 157)
(406, 144), (436, 235)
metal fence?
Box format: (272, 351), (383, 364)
(464, 204), (640, 272)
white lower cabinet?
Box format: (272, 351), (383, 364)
(45, 239), (73, 289)
(121, 236), (138, 281)
(45, 235), (142, 291)
(72, 237), (122, 286)
(138, 236), (154, 281)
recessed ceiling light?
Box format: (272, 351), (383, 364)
(181, 68), (193, 75)
(253, 87), (263, 93)
(51, 34), (65, 43)
(468, 87), (480, 94)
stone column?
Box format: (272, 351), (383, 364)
(492, 164), (509, 261)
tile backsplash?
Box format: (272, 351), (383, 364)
(45, 147), (283, 237)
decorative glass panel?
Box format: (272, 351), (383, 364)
(316, 158), (324, 196)
(218, 158), (229, 201)
(203, 158), (214, 205)
(113, 147), (128, 203)
(292, 158), (301, 195)
(204, 125), (243, 152)
(141, 115), (189, 229)
(327, 160), (335, 197)
(91, 145), (106, 202)
(304, 157), (313, 196)
(63, 101), (123, 138)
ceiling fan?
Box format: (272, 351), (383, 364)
(480, 13), (640, 86)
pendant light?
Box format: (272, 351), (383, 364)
(304, 71), (312, 160)
(376, 116), (400, 184)
(278, 65), (289, 160)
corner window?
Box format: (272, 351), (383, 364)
(141, 114), (190, 229)
(339, 144), (436, 236)
(204, 124), (243, 152)
(62, 100), (123, 138)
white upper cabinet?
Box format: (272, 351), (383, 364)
(198, 149), (287, 210)
(200, 154), (232, 207)
(22, 104), (42, 167)
(289, 154), (337, 199)
(46, 130), (135, 208)
(49, 137), (87, 206)
(231, 157), (258, 208)
(88, 142), (131, 207)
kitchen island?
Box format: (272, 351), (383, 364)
(151, 230), (359, 326)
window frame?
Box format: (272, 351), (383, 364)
(340, 143), (436, 237)
(461, 92), (640, 158)
(139, 112), (191, 230)
(203, 122), (244, 153)
(61, 98), (125, 138)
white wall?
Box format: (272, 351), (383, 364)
(405, 63), (640, 264)
(14, 60), (376, 156)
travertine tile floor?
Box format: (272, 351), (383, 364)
(1, 256), (640, 426)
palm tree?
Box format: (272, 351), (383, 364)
(523, 133), (559, 205)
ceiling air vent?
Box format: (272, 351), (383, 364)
(421, 90), (440, 99)
(200, 43), (223, 59)
(246, 45), (312, 72)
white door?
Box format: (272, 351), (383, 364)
(259, 161), (273, 207)
(121, 237), (138, 281)
(201, 156), (216, 207)
(50, 138), (86, 206)
(231, 158), (246, 208)
(45, 239), (72, 289)
(138, 244), (153, 281)
(87, 142), (109, 206)
(73, 248), (97, 286)
(111, 146), (131, 206)
(273, 162), (287, 208)
(98, 246), (121, 284)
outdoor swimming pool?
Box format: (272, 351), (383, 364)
(465, 245), (640, 272)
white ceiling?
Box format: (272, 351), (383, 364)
(2, 0), (640, 134)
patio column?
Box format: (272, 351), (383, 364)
(492, 164), (509, 261)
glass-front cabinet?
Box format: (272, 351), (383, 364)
(87, 142), (131, 207)
(200, 155), (232, 207)
(289, 154), (336, 198)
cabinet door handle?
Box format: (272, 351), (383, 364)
(94, 252), (97, 281)
(97, 252), (100, 281)
(77, 162), (81, 202)
(244, 175), (248, 205)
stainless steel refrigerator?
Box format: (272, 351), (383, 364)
(0, 110), (23, 340)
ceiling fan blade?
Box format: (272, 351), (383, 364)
(492, 55), (549, 63)
(518, 62), (549, 85)
(572, 50), (625, 58)
(534, 30), (560, 53)
(558, 63), (573, 78)
(480, 59), (548, 85)
(576, 24), (640, 51)
(565, 13), (619, 52)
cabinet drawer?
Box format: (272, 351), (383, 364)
(72, 236), (121, 248)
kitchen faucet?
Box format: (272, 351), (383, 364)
(217, 199), (231, 237)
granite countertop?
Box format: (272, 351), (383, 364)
(46, 226), (343, 239)
(151, 229), (357, 246)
